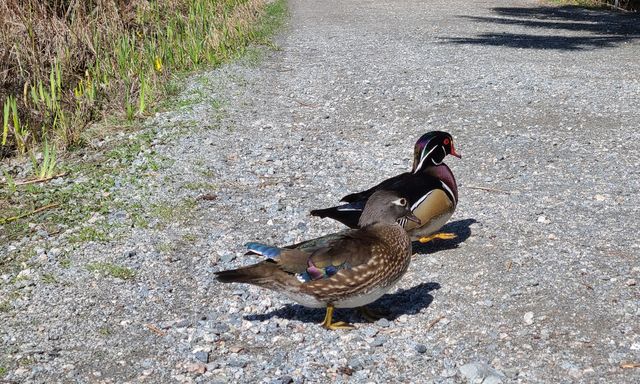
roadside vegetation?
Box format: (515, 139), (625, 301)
(0, 0), (284, 161)
(0, 0), (287, 250)
(552, 0), (639, 10)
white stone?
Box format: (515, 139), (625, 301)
(523, 312), (534, 325)
(537, 215), (550, 224)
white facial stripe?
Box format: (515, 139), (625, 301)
(440, 181), (457, 204)
(430, 146), (446, 166)
(410, 190), (434, 211)
(414, 145), (438, 173)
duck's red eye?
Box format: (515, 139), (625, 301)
(443, 138), (450, 145)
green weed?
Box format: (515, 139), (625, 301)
(30, 141), (58, 179)
(182, 233), (198, 242)
(156, 242), (175, 254)
(59, 257), (71, 269)
(0, 301), (11, 312)
(41, 273), (57, 284)
(86, 262), (135, 280)
(150, 198), (197, 225)
(69, 227), (110, 243)
(2, 96), (29, 155)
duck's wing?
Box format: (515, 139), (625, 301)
(339, 172), (412, 203)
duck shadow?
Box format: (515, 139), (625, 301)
(244, 282), (441, 325)
(412, 218), (476, 255)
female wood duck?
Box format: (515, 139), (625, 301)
(215, 190), (419, 330)
(310, 131), (460, 244)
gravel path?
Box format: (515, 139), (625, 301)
(2, 0), (640, 382)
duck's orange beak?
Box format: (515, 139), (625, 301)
(450, 142), (462, 158)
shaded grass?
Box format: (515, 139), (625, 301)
(549, 0), (639, 10)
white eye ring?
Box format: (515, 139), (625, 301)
(392, 198), (407, 207)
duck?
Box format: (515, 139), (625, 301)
(310, 131), (460, 244)
(215, 190), (419, 330)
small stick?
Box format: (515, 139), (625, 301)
(426, 315), (446, 331)
(292, 99), (318, 108)
(506, 260), (513, 271)
(145, 323), (167, 336)
(14, 172), (68, 186)
(621, 362), (640, 369)
(465, 185), (511, 195)
(580, 282), (594, 290)
(0, 203), (60, 224)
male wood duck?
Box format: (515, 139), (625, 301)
(310, 131), (461, 244)
(215, 190), (419, 330)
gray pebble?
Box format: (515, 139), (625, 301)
(194, 351), (209, 363)
(459, 361), (506, 383)
(370, 335), (387, 347)
(272, 376), (293, 384)
(220, 254), (236, 263)
(415, 344), (428, 354)
(227, 358), (247, 368)
(362, 327), (379, 338)
(376, 318), (390, 327)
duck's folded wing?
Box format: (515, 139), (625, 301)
(283, 230), (352, 252)
(310, 230), (380, 266)
(339, 172), (410, 203)
(284, 230), (381, 282)
(244, 229), (383, 282)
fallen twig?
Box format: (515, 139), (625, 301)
(426, 315), (446, 331)
(198, 193), (217, 201)
(580, 282), (593, 290)
(580, 281), (594, 290)
(621, 362), (640, 369)
(0, 203), (60, 224)
(14, 172), (68, 186)
(465, 185), (511, 195)
(292, 99), (318, 108)
(145, 323), (167, 336)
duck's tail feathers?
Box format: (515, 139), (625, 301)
(310, 202), (364, 229)
(214, 262), (277, 285)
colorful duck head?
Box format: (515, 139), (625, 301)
(412, 131), (461, 173)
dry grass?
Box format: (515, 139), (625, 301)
(1, 0), (273, 160)
(555, 0), (640, 10)
(604, 0), (639, 10)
